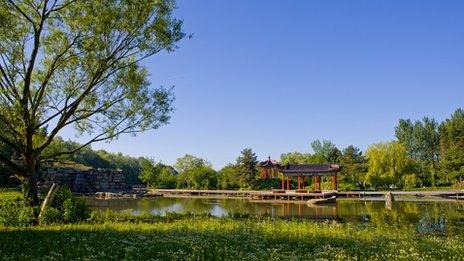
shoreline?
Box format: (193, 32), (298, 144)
(90, 189), (464, 202)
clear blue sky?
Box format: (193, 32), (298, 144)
(63, 0), (464, 169)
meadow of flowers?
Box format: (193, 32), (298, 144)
(1, 214), (463, 260)
(1, 190), (463, 260)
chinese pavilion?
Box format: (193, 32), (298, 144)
(258, 156), (281, 179)
(258, 157), (340, 191)
(281, 163), (340, 191)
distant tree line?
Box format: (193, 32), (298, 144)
(139, 149), (262, 190)
(1, 108), (463, 191)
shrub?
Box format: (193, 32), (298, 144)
(63, 197), (91, 223)
(0, 192), (35, 226)
(403, 174), (419, 189)
(40, 187), (91, 224)
(252, 178), (281, 190)
(40, 207), (61, 224)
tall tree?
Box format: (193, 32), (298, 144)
(365, 141), (415, 189)
(395, 117), (440, 186)
(139, 158), (162, 188)
(339, 145), (367, 190)
(0, 0), (184, 213)
(218, 164), (240, 189)
(439, 109), (464, 186)
(173, 154), (211, 174)
(280, 152), (313, 164)
(235, 148), (258, 188)
(311, 139), (338, 163)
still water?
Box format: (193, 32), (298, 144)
(87, 197), (464, 234)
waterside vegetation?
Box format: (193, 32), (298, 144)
(1, 210), (463, 260)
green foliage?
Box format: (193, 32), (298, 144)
(218, 164), (241, 189)
(41, 137), (151, 185)
(281, 140), (341, 165)
(1, 216), (463, 260)
(177, 166), (217, 189)
(0, 191), (35, 226)
(139, 158), (162, 187)
(235, 148), (259, 188)
(365, 141), (416, 189)
(156, 168), (178, 189)
(395, 117), (440, 186)
(174, 154), (212, 174)
(0, 0), (184, 210)
(251, 178), (281, 190)
(403, 174), (420, 189)
(339, 145), (367, 190)
(63, 197), (91, 223)
(311, 139), (338, 163)
(280, 152), (315, 164)
(439, 109), (464, 187)
(173, 154), (216, 189)
(40, 207), (61, 224)
(40, 187), (90, 224)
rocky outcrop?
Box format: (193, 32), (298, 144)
(40, 167), (127, 193)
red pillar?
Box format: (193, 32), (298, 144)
(315, 176), (321, 191)
(281, 175), (285, 190)
(286, 177), (290, 190)
(297, 176), (301, 190)
(332, 175), (338, 191)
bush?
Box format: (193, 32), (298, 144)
(40, 187), (91, 224)
(403, 174), (419, 189)
(252, 178), (281, 190)
(63, 197), (91, 223)
(0, 192), (35, 227)
(40, 207), (61, 224)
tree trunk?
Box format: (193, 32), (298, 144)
(23, 155), (41, 223)
(39, 183), (59, 220)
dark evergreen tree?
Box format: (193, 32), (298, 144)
(339, 145), (367, 190)
(439, 109), (464, 186)
(236, 148), (259, 188)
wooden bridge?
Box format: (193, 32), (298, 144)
(149, 189), (464, 202)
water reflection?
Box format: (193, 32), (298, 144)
(87, 197), (464, 234)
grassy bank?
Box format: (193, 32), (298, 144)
(1, 190), (464, 260)
(1, 216), (463, 260)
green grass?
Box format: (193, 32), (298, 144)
(0, 190), (21, 201)
(1, 190), (463, 260)
(1, 216), (463, 260)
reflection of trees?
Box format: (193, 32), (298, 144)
(339, 200), (464, 233)
(221, 199), (267, 215)
(90, 197), (464, 233)
(133, 198), (215, 215)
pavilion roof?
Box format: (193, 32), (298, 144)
(259, 156), (281, 168)
(281, 164), (340, 176)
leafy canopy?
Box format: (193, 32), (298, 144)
(174, 154), (212, 174)
(365, 141), (415, 189)
(439, 109), (464, 184)
(0, 0), (184, 174)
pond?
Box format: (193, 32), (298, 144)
(87, 196), (464, 235)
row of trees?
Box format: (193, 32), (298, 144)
(140, 108), (464, 191)
(139, 149), (261, 190)
(1, 109), (462, 191)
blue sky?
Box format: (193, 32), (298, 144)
(63, 0), (464, 169)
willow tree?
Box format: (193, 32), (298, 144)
(0, 0), (184, 210)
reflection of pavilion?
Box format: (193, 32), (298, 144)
(259, 157), (340, 191)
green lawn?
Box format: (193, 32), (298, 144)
(1, 190), (463, 260)
(1, 217), (463, 260)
